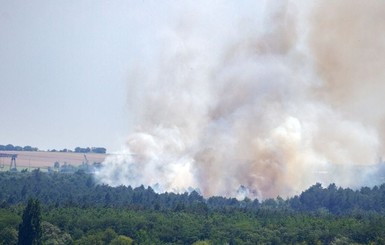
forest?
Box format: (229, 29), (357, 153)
(1, 170), (385, 244)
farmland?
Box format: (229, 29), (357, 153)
(0, 151), (106, 170)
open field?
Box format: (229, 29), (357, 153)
(0, 151), (107, 170)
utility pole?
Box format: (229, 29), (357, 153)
(10, 155), (17, 171)
(0, 153), (18, 171)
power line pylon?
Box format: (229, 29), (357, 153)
(0, 153), (18, 171)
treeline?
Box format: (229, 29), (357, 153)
(49, 147), (106, 154)
(0, 144), (38, 151)
(0, 170), (385, 245)
(74, 147), (106, 154)
(1, 171), (385, 244)
(1, 170), (385, 214)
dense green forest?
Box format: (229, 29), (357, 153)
(1, 170), (385, 244)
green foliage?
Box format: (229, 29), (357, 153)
(73, 228), (125, 245)
(0, 227), (18, 245)
(0, 202), (384, 244)
(41, 221), (72, 245)
(0, 209), (21, 231)
(18, 198), (42, 245)
(74, 147), (106, 154)
(74, 233), (104, 245)
(109, 235), (133, 245)
(192, 240), (211, 245)
(2, 171), (385, 215)
(0, 172), (385, 244)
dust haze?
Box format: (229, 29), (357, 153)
(95, 1), (385, 199)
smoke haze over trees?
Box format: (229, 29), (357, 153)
(1, 171), (385, 215)
(96, 0), (385, 199)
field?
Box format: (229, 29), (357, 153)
(0, 151), (107, 170)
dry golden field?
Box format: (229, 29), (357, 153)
(0, 151), (107, 170)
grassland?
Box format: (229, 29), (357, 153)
(0, 151), (106, 170)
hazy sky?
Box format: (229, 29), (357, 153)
(0, 0), (169, 152)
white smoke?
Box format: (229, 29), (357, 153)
(95, 0), (385, 199)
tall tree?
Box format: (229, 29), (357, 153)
(18, 199), (42, 245)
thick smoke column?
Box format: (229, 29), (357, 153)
(96, 1), (385, 199)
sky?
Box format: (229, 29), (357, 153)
(0, 0), (261, 153)
(0, 0), (158, 152)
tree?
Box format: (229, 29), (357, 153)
(54, 161), (60, 169)
(14, 146), (23, 151)
(0, 227), (18, 245)
(23, 146), (33, 151)
(74, 147), (90, 153)
(192, 241), (211, 245)
(109, 235), (134, 245)
(5, 144), (15, 151)
(18, 199), (42, 245)
(92, 147), (107, 154)
(41, 221), (72, 245)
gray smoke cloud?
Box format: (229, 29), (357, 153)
(95, 0), (385, 199)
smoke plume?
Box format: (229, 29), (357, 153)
(95, 1), (385, 199)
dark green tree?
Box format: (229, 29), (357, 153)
(14, 146), (23, 151)
(5, 144), (15, 151)
(91, 147), (107, 154)
(23, 146), (33, 151)
(18, 198), (42, 245)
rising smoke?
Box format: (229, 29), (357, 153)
(95, 1), (385, 199)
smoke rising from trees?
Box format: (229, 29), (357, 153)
(95, 1), (385, 199)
